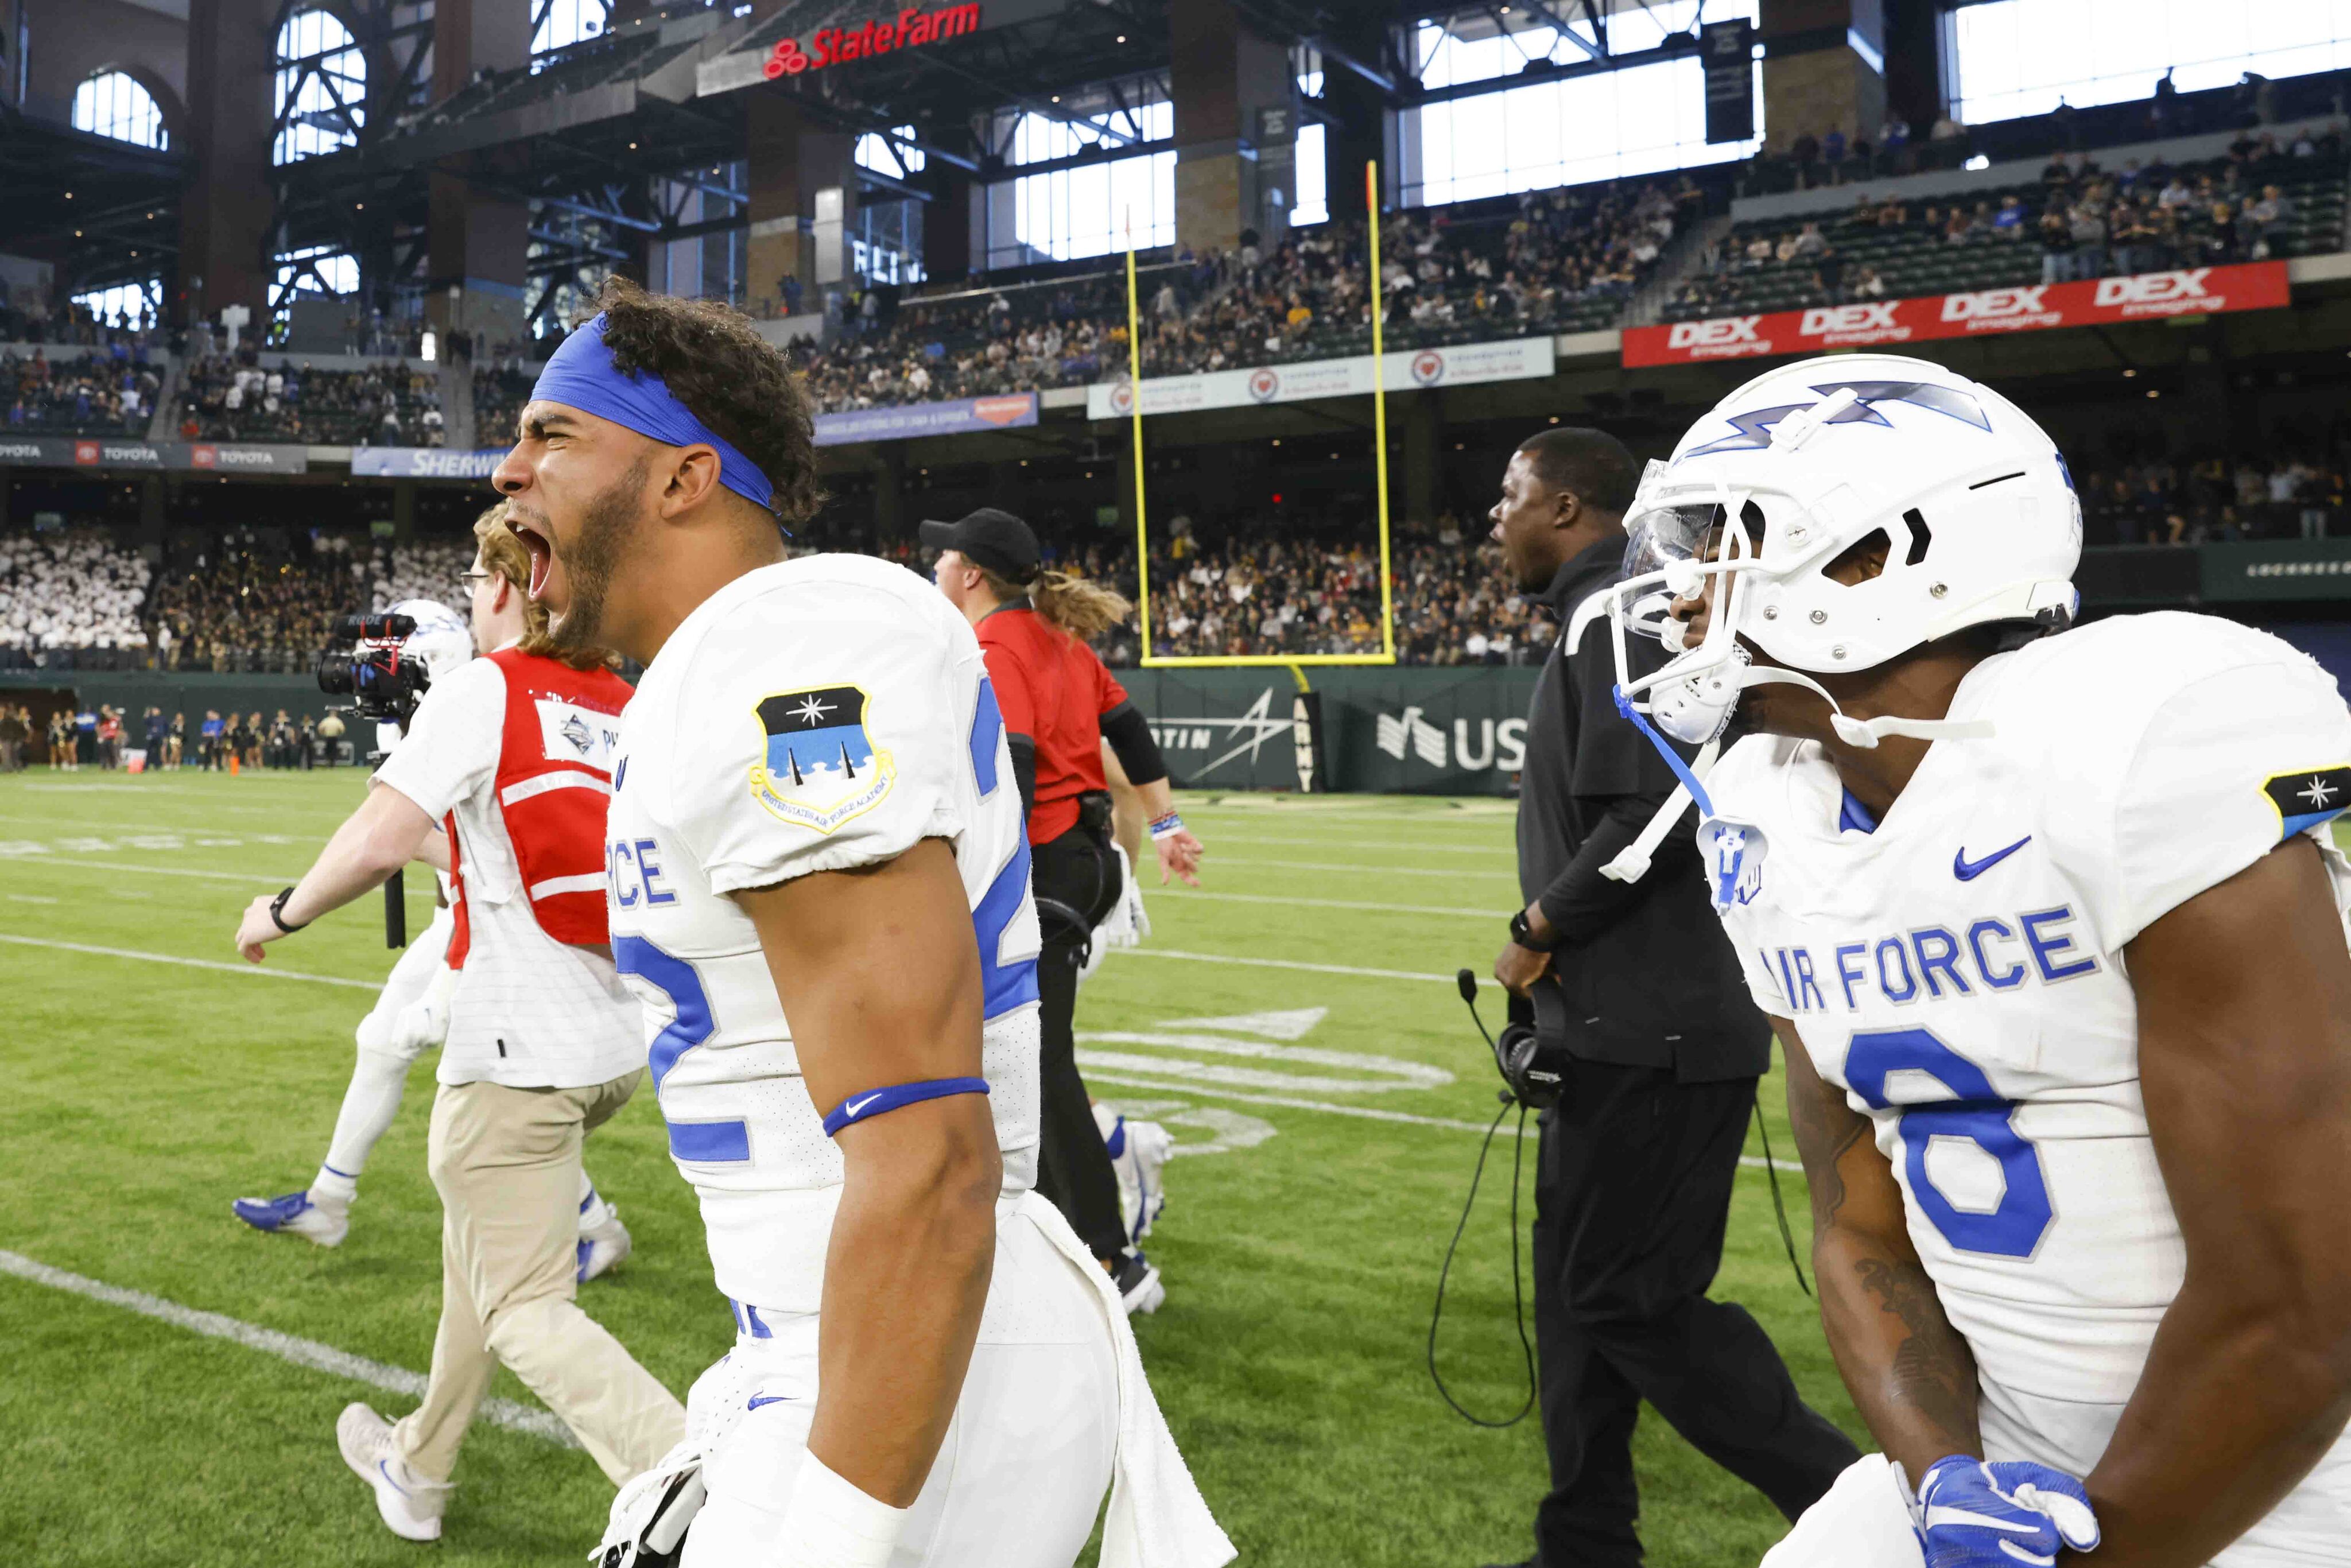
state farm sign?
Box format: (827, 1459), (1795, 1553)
(1623, 261), (2289, 368)
(763, 3), (980, 76)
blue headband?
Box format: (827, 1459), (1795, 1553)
(530, 313), (775, 511)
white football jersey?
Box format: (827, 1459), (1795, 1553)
(1705, 612), (2351, 1531)
(603, 554), (1042, 1313)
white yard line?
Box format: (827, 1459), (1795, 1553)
(1083, 1074), (1799, 1172)
(0, 1249), (577, 1447)
(1208, 857), (1517, 880)
(1148, 890), (1506, 919)
(1104, 946), (1458, 983)
(0, 934), (379, 990)
(1203, 835), (1512, 856)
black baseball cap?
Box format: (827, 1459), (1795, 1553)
(919, 507), (1039, 582)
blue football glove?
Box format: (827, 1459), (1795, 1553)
(1916, 1454), (2102, 1567)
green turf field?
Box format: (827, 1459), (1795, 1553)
(0, 766), (1864, 1568)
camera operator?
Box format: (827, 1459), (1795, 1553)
(231, 504), (682, 1543)
(1482, 428), (1855, 1568)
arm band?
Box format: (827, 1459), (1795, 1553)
(1006, 732), (1038, 819)
(1099, 700), (1169, 787)
(821, 1076), (990, 1138)
(774, 1449), (909, 1568)
(1149, 812), (1186, 841)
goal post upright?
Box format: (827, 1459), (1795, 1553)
(1124, 168), (1400, 670)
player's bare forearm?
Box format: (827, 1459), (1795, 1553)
(1780, 1020), (1980, 1487)
(2082, 839), (2351, 1567)
(734, 838), (1002, 1508)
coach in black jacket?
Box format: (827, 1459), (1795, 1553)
(1483, 428), (1856, 1568)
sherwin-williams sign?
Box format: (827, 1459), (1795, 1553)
(810, 393), (1038, 446)
(1084, 337), (1555, 421)
(350, 448), (506, 479)
(1621, 262), (2290, 367)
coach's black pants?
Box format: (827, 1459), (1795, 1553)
(1028, 825), (1130, 1264)
(1527, 1059), (1856, 1567)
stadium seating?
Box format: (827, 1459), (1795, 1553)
(2, 348), (160, 436)
(176, 358), (444, 447)
(1669, 133), (2350, 323)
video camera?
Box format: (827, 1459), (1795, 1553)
(315, 612), (432, 726)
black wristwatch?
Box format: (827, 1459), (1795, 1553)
(1508, 907), (1555, 953)
(269, 886), (310, 934)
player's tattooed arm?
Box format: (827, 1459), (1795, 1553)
(2087, 837), (2351, 1568)
(1779, 1019), (1980, 1488)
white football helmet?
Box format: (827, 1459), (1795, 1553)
(390, 597), (472, 681)
(1587, 354), (2081, 750)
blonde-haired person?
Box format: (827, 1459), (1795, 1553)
(926, 507), (1202, 1312)
(232, 500), (682, 1542)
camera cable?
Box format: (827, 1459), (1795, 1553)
(1428, 986), (1538, 1430)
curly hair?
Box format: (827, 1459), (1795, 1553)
(581, 276), (824, 532)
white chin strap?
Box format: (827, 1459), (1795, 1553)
(1733, 666), (1996, 750)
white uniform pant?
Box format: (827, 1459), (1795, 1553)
(1979, 1378), (2351, 1566)
(356, 902), (455, 1062)
(680, 1202), (1119, 1568)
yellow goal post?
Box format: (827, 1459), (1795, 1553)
(1124, 160), (1398, 670)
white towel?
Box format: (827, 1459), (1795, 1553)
(1018, 1190), (1236, 1568)
(1759, 1453), (1923, 1568)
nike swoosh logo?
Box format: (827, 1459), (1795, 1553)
(1954, 836), (2031, 880)
(747, 1394), (794, 1410)
(843, 1093), (883, 1119)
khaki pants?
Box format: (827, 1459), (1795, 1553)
(391, 1070), (685, 1486)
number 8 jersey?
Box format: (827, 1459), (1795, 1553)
(603, 554), (1043, 1314)
(1706, 611), (2351, 1426)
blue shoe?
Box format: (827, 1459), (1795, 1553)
(232, 1189), (348, 1248)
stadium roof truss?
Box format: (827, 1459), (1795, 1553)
(0, 104), (184, 297)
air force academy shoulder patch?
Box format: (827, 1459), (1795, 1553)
(2263, 764), (2351, 840)
(750, 685), (895, 834)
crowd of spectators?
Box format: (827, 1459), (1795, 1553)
(2078, 451), (2346, 547)
(3, 346), (161, 436)
(177, 355), (444, 447)
(0, 292), (165, 352)
(0, 533), (152, 664)
(141, 535), (471, 672)
(790, 180), (1698, 416)
(1670, 127), (2345, 321)
(472, 360), (539, 446)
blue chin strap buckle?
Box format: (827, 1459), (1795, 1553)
(821, 1076), (991, 1138)
(1613, 685), (1716, 820)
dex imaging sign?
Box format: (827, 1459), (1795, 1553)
(1624, 261), (2290, 367)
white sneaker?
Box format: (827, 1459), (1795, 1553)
(231, 1189), (349, 1248)
(1094, 1106), (1173, 1244)
(337, 1403), (451, 1542)
(578, 1206), (633, 1284)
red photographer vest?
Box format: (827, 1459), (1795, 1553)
(445, 647), (633, 967)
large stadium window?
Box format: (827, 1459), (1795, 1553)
(274, 9), (366, 164)
(1403, 2), (1762, 207)
(270, 246), (359, 338)
(72, 72), (168, 150)
(1002, 98), (1176, 263)
(1292, 56), (1327, 227)
(1952, 0), (2351, 125)
(533, 0), (607, 56)
(74, 280), (162, 328)
(856, 125), (926, 181)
